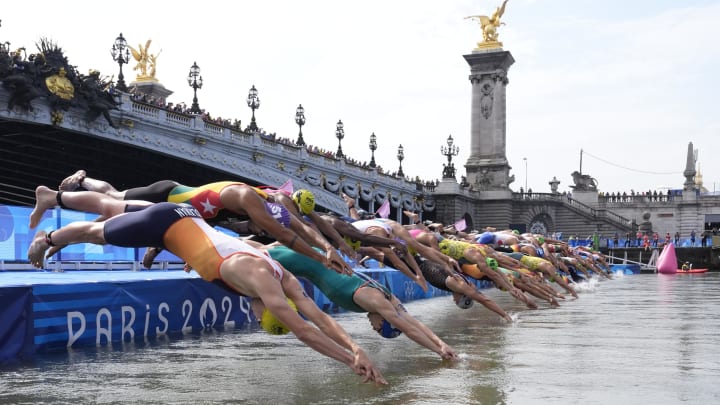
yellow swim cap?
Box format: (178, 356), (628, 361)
(292, 189), (316, 215)
(260, 299), (297, 335)
(343, 235), (362, 252)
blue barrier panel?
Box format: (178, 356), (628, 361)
(0, 286), (33, 360)
(30, 278), (254, 352)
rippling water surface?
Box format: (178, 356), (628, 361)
(2, 273), (719, 404)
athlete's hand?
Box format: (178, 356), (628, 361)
(415, 275), (429, 293)
(338, 242), (357, 260)
(352, 349), (387, 385)
(439, 343), (459, 360)
(327, 248), (353, 275)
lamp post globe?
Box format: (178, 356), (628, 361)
(440, 134), (459, 179)
(369, 132), (377, 168)
(246, 85), (260, 134)
(335, 120), (345, 158)
(295, 104), (306, 146)
(186, 61), (203, 114)
(110, 33), (130, 92)
(397, 144), (405, 177)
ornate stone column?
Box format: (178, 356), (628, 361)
(463, 50), (514, 192)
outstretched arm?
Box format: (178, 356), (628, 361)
(288, 215), (352, 274)
(356, 290), (457, 360)
(308, 212), (357, 258)
(281, 273), (386, 385)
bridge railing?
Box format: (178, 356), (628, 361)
(512, 192), (633, 230)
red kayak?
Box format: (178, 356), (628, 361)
(675, 268), (708, 274)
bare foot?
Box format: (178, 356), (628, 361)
(403, 210), (418, 223)
(59, 169), (86, 191)
(29, 186), (58, 229)
(142, 247), (163, 269)
(28, 230), (49, 268)
(46, 244), (67, 259)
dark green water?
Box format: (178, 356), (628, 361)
(1, 273), (718, 404)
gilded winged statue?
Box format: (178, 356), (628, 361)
(465, 0), (509, 46)
(128, 39), (160, 80)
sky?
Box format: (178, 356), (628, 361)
(3, 0), (720, 194)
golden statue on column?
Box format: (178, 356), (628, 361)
(465, 0), (509, 50)
(128, 39), (161, 82)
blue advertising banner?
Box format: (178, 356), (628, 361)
(31, 278), (254, 352)
(0, 287), (33, 360)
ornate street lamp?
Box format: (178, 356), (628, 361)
(295, 104), (306, 146)
(369, 132), (377, 168)
(246, 85), (260, 134)
(397, 144), (405, 177)
(110, 33), (130, 92)
(441, 134), (459, 179)
(335, 120), (345, 158)
(186, 61), (203, 114)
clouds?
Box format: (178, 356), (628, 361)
(2, 1), (718, 193)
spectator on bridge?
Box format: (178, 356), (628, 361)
(625, 232), (631, 247)
(665, 232), (671, 247)
(652, 232), (659, 248)
(690, 230), (696, 247)
(674, 231), (680, 245)
(613, 232), (619, 248)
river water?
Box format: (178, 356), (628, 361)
(1, 272), (719, 404)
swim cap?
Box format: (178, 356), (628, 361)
(263, 201), (291, 228)
(438, 239), (451, 255)
(455, 294), (474, 309)
(486, 257), (498, 270)
(343, 235), (361, 251)
(379, 319), (402, 339)
(260, 299), (297, 335)
(356, 209), (375, 220)
(291, 189), (315, 215)
(537, 236), (545, 245)
(476, 231), (495, 245)
(512, 229), (520, 235)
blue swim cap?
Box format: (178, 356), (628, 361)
(379, 319), (402, 339)
(455, 294), (474, 309)
(263, 201), (291, 228)
(477, 231), (495, 244)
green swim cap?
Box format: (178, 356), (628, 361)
(486, 257), (498, 270)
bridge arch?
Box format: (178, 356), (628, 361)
(522, 206), (555, 235)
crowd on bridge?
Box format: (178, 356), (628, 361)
(23, 170), (618, 385)
(598, 189), (677, 203)
(561, 229), (715, 250)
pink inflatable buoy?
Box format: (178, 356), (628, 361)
(657, 243), (678, 274)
